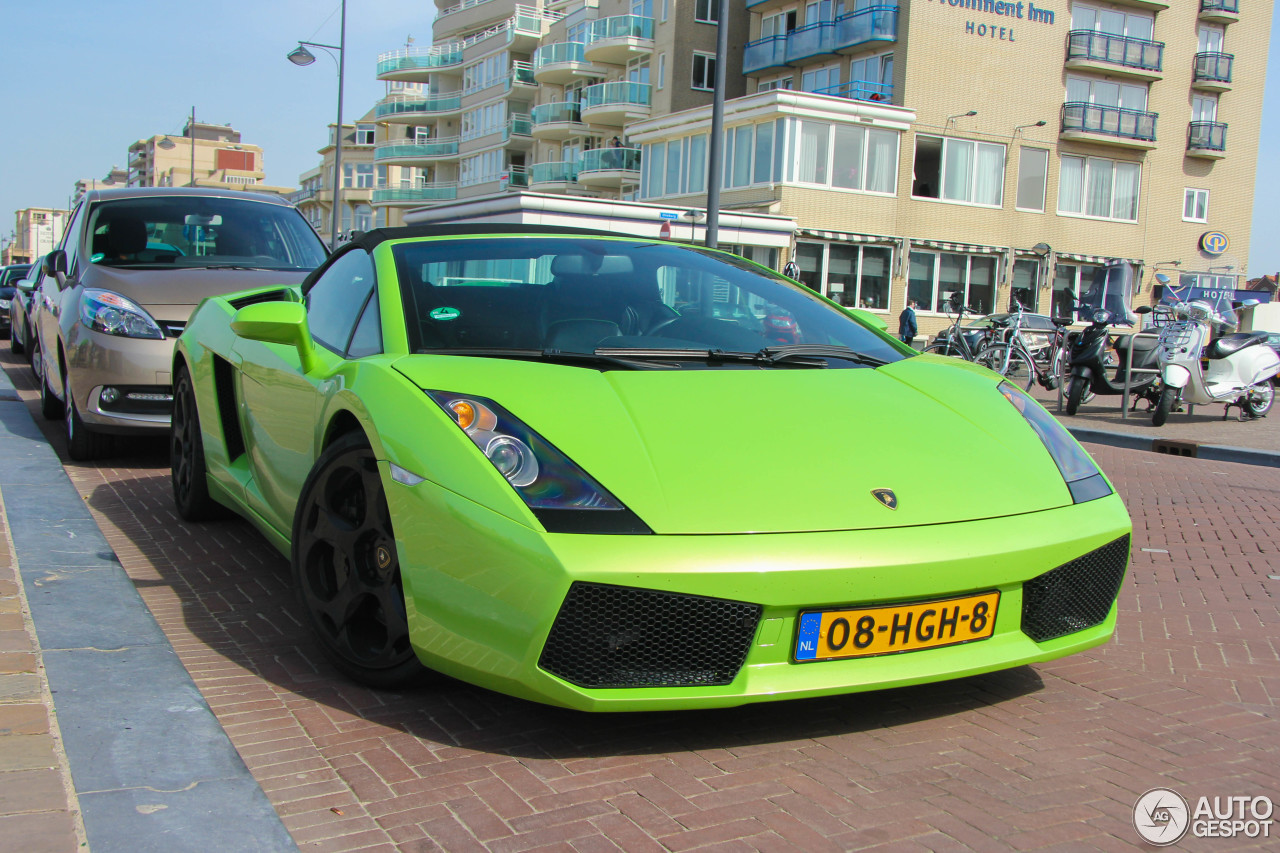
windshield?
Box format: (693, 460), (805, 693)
(392, 236), (905, 368)
(0, 266), (31, 288)
(85, 197), (327, 271)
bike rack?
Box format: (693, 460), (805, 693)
(1119, 328), (1164, 420)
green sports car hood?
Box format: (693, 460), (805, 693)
(394, 354), (1078, 535)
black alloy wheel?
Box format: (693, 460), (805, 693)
(171, 367), (225, 520)
(36, 342), (63, 420)
(291, 434), (425, 688)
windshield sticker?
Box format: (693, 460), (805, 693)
(430, 307), (461, 321)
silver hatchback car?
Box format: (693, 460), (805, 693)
(32, 187), (328, 460)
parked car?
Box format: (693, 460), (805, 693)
(0, 263), (32, 340)
(8, 258), (46, 360)
(171, 224), (1131, 711)
(31, 187), (327, 460)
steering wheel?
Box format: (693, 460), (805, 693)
(646, 316), (682, 336)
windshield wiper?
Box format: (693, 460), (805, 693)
(595, 345), (887, 368)
(416, 347), (676, 370)
(757, 344), (889, 367)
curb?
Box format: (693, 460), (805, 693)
(0, 366), (296, 852)
(1068, 425), (1280, 468)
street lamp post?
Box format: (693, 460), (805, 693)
(288, 0), (347, 249)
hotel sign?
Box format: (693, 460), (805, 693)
(929, 0), (1058, 42)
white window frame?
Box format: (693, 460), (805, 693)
(1057, 154), (1141, 223)
(657, 53), (666, 89)
(1183, 188), (1209, 223)
(692, 52), (716, 91)
(1015, 147), (1049, 213)
(757, 74), (794, 92)
(911, 135), (1007, 208)
(695, 0), (719, 23)
(906, 251), (999, 316)
(801, 63), (841, 95)
(1071, 3), (1154, 39)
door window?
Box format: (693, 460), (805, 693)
(306, 249), (377, 354)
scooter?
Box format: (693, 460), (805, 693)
(1151, 294), (1280, 426)
(1065, 264), (1161, 416)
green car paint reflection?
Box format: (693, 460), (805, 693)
(170, 225), (1131, 711)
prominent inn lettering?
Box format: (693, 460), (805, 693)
(932, 0), (1057, 42)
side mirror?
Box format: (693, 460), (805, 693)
(230, 301), (320, 374)
(16, 278), (35, 294)
(44, 250), (67, 278)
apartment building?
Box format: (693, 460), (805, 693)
(290, 111), (381, 245)
(372, 0), (1271, 337)
(2, 207), (68, 265)
(127, 119), (292, 197)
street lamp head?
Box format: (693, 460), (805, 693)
(157, 137), (177, 150)
(288, 44), (317, 66)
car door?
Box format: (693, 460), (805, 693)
(233, 247), (378, 537)
(35, 203), (85, 392)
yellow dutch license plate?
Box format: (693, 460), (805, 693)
(793, 591), (1000, 661)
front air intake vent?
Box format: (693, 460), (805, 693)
(1022, 535), (1130, 642)
(539, 582), (761, 688)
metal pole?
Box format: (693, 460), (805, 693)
(189, 106), (196, 187)
(330, 0), (347, 249)
(703, 0), (730, 249)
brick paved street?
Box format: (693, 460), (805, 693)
(2, 349), (1278, 851)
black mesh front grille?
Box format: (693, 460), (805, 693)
(1022, 535), (1130, 642)
(539, 582), (762, 688)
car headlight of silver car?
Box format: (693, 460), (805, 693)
(426, 391), (651, 534)
(79, 289), (165, 340)
(998, 382), (1112, 504)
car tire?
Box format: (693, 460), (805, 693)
(64, 372), (105, 461)
(291, 433), (427, 689)
(36, 342), (63, 421)
(9, 318), (22, 355)
(1153, 385), (1178, 427)
(171, 366), (228, 521)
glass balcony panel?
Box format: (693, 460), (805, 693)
(531, 102), (583, 124)
(1193, 52), (1233, 83)
(1066, 30), (1163, 72)
(835, 5), (898, 50)
(534, 42), (586, 70)
(814, 79), (893, 103)
(530, 161), (578, 183)
(372, 184), (459, 203)
(587, 15), (654, 42)
(581, 81), (652, 109)
(375, 95), (463, 119)
(374, 138), (461, 159)
(505, 115), (533, 138)
(744, 35), (788, 74)
(579, 147), (641, 173)
(1200, 0), (1238, 12)
(1188, 121), (1227, 151)
(377, 46), (463, 76)
(786, 21), (836, 64)
(1061, 102), (1158, 142)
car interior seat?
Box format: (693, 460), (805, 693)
(101, 216), (149, 262)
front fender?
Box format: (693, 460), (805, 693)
(1162, 364), (1192, 389)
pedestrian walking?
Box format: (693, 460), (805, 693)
(898, 298), (918, 347)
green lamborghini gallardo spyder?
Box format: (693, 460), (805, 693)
(170, 225), (1131, 711)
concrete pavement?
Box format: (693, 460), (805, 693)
(1, 347), (1278, 851)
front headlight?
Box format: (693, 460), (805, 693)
(998, 382), (1112, 504)
(427, 391), (651, 534)
(0, 298), (10, 311)
(79, 289), (164, 339)
(1091, 309), (1111, 324)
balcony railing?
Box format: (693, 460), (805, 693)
(534, 41), (585, 69)
(507, 61), (535, 89)
(502, 167), (529, 189)
(530, 161), (578, 183)
(1188, 121), (1227, 151)
(813, 79), (893, 104)
(581, 81), (652, 110)
(1194, 51), (1233, 83)
(743, 35), (788, 74)
(836, 5), (898, 49)
(586, 15), (654, 42)
(372, 184), (459, 203)
(1200, 0), (1238, 12)
(1061, 102), (1158, 142)
(374, 138), (461, 160)
(375, 95), (463, 119)
(1066, 30), (1163, 72)
(437, 0), (496, 18)
(531, 102), (583, 124)
(505, 114), (533, 139)
(377, 46), (463, 76)
(580, 147), (641, 174)
(786, 21), (836, 63)
(288, 188), (318, 204)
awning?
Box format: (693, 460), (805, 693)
(797, 228), (899, 245)
(1055, 251), (1143, 266)
(910, 239), (1002, 254)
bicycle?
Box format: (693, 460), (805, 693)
(921, 298), (997, 362)
(979, 301), (1072, 391)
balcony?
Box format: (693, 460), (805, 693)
(743, 35), (788, 75)
(529, 161), (579, 187)
(531, 102), (590, 140)
(372, 183), (459, 205)
(583, 15), (654, 64)
(1065, 30), (1163, 80)
(504, 114), (533, 147)
(813, 79), (893, 104)
(434, 0), (507, 41)
(288, 188), (317, 204)
(375, 94), (463, 122)
(506, 61), (537, 94)
(1199, 0), (1239, 24)
(1187, 121), (1227, 158)
(374, 138), (461, 163)
(1193, 52), (1233, 91)
(533, 41), (607, 84)
(376, 46), (463, 82)
(578, 147), (641, 187)
(501, 168), (529, 190)
(835, 5), (898, 53)
(581, 81), (652, 126)
(786, 21), (837, 64)
(1060, 102), (1157, 148)
(507, 5), (551, 52)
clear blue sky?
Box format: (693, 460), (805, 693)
(1, 1), (1276, 276)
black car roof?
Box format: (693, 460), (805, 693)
(349, 223), (629, 251)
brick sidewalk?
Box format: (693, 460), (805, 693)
(2, 349), (1279, 851)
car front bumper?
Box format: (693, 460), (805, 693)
(64, 325), (176, 434)
(389, 473), (1132, 711)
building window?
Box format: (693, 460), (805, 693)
(661, 0), (668, 22)
(355, 124), (376, 145)
(1065, 75), (1148, 113)
(695, 0), (719, 23)
(1058, 155), (1140, 222)
(343, 163), (353, 189)
(801, 64), (840, 95)
(1015, 147), (1049, 212)
(761, 11), (796, 38)
(911, 135), (1006, 207)
(1192, 93), (1218, 123)
(355, 163), (375, 189)
(906, 252), (997, 315)
(1071, 3), (1153, 40)
(1183, 189), (1209, 223)
(692, 52), (716, 91)
(1011, 259), (1041, 313)
(354, 204), (373, 232)
(1053, 264), (1100, 319)
(758, 75), (794, 92)
(657, 53), (666, 89)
